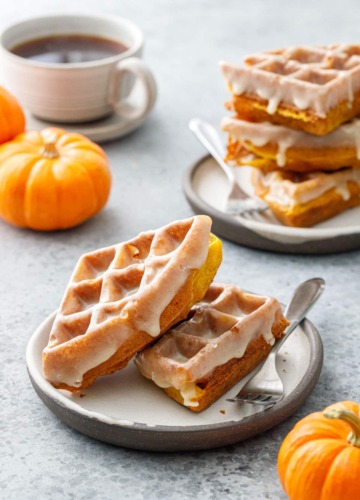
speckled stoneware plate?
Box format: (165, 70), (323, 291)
(26, 310), (323, 452)
(25, 80), (153, 143)
(183, 155), (360, 254)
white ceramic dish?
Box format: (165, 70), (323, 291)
(25, 80), (152, 143)
(183, 155), (360, 253)
(26, 310), (323, 451)
(26, 109), (147, 143)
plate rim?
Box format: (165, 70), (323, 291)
(182, 154), (360, 248)
(26, 309), (323, 450)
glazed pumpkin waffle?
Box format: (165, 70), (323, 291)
(221, 44), (360, 135)
(252, 168), (360, 227)
(135, 283), (288, 412)
(221, 116), (360, 172)
(42, 215), (223, 392)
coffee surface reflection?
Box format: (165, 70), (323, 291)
(11, 34), (128, 63)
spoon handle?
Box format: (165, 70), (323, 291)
(274, 277), (325, 354)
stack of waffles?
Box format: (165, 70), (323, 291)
(220, 44), (360, 227)
(42, 215), (289, 411)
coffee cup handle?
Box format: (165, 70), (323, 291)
(109, 57), (157, 120)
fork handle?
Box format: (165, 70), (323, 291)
(274, 277), (325, 354)
(188, 118), (234, 184)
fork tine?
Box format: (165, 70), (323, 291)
(226, 394), (281, 405)
(254, 394), (273, 402)
(240, 394), (274, 403)
(234, 399), (276, 406)
(241, 209), (267, 221)
(242, 393), (272, 402)
(225, 200), (267, 215)
(241, 207), (279, 224)
(240, 393), (259, 401)
(250, 211), (268, 222)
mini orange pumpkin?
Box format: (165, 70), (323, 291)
(0, 128), (111, 230)
(278, 401), (360, 500)
(0, 86), (25, 143)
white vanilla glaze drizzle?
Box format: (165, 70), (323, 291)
(221, 116), (360, 167)
(220, 44), (360, 116)
(125, 216), (211, 337)
(135, 284), (285, 406)
(43, 215), (212, 387)
(257, 168), (360, 207)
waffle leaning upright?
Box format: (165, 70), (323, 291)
(42, 216), (222, 391)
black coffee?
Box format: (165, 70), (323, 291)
(11, 34), (128, 63)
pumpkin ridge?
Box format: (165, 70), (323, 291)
(62, 154), (111, 212)
(297, 419), (348, 440)
(20, 130), (47, 149)
(55, 133), (107, 159)
(55, 157), (100, 216)
(0, 87), (25, 143)
(25, 158), (59, 229)
(60, 146), (108, 165)
(0, 155), (40, 226)
(320, 446), (360, 500)
(284, 439), (348, 500)
(53, 157), (104, 228)
(60, 139), (106, 154)
(1, 93), (18, 139)
(81, 161), (100, 212)
(0, 97), (11, 143)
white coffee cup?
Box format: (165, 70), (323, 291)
(0, 13), (157, 123)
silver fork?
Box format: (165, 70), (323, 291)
(189, 118), (268, 215)
(227, 277), (325, 408)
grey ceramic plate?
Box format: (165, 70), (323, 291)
(183, 155), (360, 254)
(26, 310), (323, 452)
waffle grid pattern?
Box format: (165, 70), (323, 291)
(47, 219), (195, 348)
(221, 44), (360, 120)
(136, 283), (277, 385)
(243, 44), (360, 90)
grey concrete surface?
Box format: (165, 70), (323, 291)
(1, 1), (360, 499)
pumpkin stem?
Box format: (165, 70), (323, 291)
(324, 408), (360, 447)
(42, 135), (59, 159)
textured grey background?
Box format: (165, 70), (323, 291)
(1, 1), (360, 499)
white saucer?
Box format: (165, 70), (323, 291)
(25, 82), (154, 143)
(26, 111), (148, 143)
(183, 155), (360, 253)
(27, 309), (323, 451)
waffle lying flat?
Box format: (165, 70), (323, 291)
(221, 44), (360, 136)
(42, 216), (222, 392)
(135, 283), (289, 412)
(222, 116), (360, 172)
(252, 168), (360, 227)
